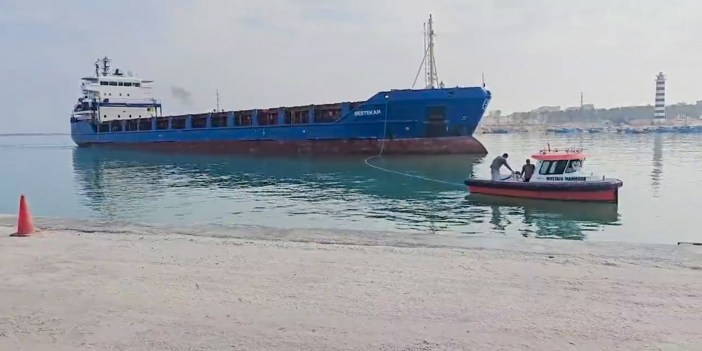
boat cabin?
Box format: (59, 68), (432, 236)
(528, 148), (594, 182)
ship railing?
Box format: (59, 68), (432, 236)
(97, 98), (162, 105)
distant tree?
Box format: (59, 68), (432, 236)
(505, 102), (702, 123)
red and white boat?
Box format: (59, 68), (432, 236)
(465, 147), (623, 203)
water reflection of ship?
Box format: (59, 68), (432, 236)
(71, 148), (481, 231)
(464, 194), (621, 240)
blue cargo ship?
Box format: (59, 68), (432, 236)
(70, 16), (491, 155)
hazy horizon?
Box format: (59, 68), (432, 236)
(2, 0), (701, 133)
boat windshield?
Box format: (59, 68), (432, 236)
(539, 160), (568, 175)
(565, 159), (583, 173)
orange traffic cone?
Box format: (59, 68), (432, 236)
(11, 194), (35, 237)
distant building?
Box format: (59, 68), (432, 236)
(532, 106), (561, 113)
(564, 104), (594, 111)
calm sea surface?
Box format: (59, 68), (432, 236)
(0, 133), (699, 245)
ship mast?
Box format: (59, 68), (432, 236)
(423, 22), (429, 88)
(95, 56), (111, 77)
(424, 14), (439, 89)
(412, 15), (444, 89)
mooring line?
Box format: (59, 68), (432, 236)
(362, 97), (465, 188)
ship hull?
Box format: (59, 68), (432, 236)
(70, 87), (491, 155)
(75, 136), (487, 155)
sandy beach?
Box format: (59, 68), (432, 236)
(0, 219), (701, 351)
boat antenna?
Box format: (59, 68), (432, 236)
(216, 89), (220, 111)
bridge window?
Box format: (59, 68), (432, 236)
(100, 82), (108, 86)
(109, 82), (117, 86)
(124, 82), (132, 87)
(134, 83), (141, 87)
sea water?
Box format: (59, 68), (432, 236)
(0, 132), (700, 245)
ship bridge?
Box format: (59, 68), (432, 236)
(72, 57), (161, 122)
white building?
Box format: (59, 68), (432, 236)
(532, 106), (561, 113)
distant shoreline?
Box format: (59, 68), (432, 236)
(477, 119), (702, 134)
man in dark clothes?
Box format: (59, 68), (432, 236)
(490, 153), (513, 180)
(521, 159), (536, 182)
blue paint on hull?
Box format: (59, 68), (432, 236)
(71, 87), (491, 154)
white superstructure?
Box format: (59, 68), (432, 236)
(71, 57), (161, 123)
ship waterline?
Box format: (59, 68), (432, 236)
(76, 136), (488, 155)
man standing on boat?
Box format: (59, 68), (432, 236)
(521, 159), (536, 182)
(490, 153), (513, 181)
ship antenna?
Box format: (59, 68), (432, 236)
(100, 56), (111, 76)
(423, 21), (429, 88)
(425, 14), (439, 89)
(411, 22), (430, 89)
(216, 89), (220, 111)
(411, 15), (439, 89)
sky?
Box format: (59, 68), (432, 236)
(1, 0), (701, 133)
